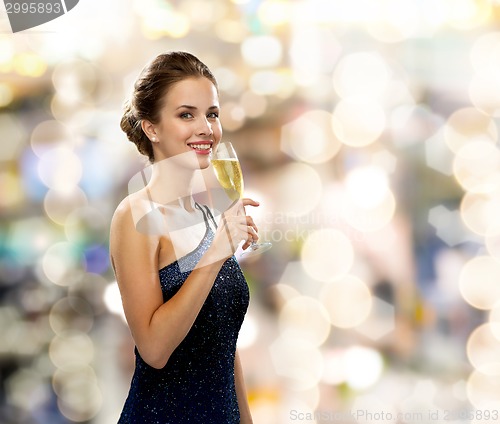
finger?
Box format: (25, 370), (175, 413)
(245, 216), (258, 233)
(247, 225), (259, 241)
(241, 198), (260, 208)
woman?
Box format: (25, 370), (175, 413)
(110, 51), (257, 423)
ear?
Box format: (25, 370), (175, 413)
(141, 119), (159, 143)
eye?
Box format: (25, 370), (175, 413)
(207, 112), (219, 119)
(180, 112), (194, 119)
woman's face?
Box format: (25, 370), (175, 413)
(151, 77), (222, 169)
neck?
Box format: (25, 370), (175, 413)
(148, 157), (197, 211)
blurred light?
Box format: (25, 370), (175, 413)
(424, 128), (454, 176)
(52, 59), (98, 106)
(270, 283), (301, 309)
(279, 295), (330, 346)
(52, 367), (102, 422)
(44, 187), (88, 225)
(485, 225), (500, 262)
(142, 9), (190, 39)
(65, 206), (109, 245)
(385, 81), (416, 111)
(443, 107), (497, 154)
(489, 302), (500, 341)
(369, 0), (450, 42)
(320, 275), (372, 328)
(333, 52), (390, 99)
(290, 27), (341, 86)
(460, 191), (500, 236)
(467, 369), (500, 410)
(332, 97), (386, 147)
(49, 332), (94, 370)
(389, 104), (435, 148)
(241, 35), (283, 68)
(470, 31), (500, 79)
(104, 282), (126, 322)
(293, 0), (377, 25)
(49, 297), (94, 336)
(250, 70), (293, 96)
(31, 120), (76, 158)
(0, 170), (23, 208)
(179, 0), (224, 30)
(342, 189), (396, 232)
(7, 217), (59, 266)
(83, 244), (110, 274)
(459, 256), (500, 310)
(38, 147), (82, 192)
(78, 138), (123, 198)
(237, 314), (259, 349)
(280, 110), (342, 164)
(0, 83), (13, 107)
(269, 336), (323, 391)
(446, 0), (491, 30)
(215, 19), (248, 43)
(453, 140), (500, 193)
(322, 349), (347, 385)
(301, 229), (354, 282)
(367, 19), (410, 43)
(5, 368), (48, 412)
(19, 149), (48, 202)
(213, 67), (244, 96)
(240, 90), (267, 118)
(355, 296), (396, 340)
(273, 162), (322, 216)
(344, 346), (384, 390)
(372, 149), (397, 174)
(428, 205), (470, 246)
(0, 113), (27, 162)
(345, 166), (390, 209)
(467, 324), (500, 376)
(257, 0), (292, 26)
(41, 242), (82, 286)
(469, 74), (500, 117)
(50, 96), (95, 127)
(220, 101), (246, 132)
(14, 53), (47, 77)
(0, 37), (14, 65)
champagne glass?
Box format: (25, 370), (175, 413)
(211, 142), (272, 256)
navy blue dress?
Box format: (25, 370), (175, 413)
(118, 204), (250, 423)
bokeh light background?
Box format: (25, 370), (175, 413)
(2, 0), (500, 422)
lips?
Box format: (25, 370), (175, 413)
(187, 142), (213, 155)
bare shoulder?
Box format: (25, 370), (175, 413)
(110, 193), (161, 252)
(111, 191), (167, 236)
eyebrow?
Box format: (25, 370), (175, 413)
(176, 105), (219, 110)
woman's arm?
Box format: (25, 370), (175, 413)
(235, 349), (253, 424)
(110, 197), (258, 369)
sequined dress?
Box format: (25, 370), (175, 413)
(118, 204), (250, 424)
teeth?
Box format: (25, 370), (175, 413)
(190, 144), (211, 150)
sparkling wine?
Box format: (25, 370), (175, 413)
(211, 158), (244, 201)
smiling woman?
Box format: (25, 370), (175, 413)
(110, 51), (258, 424)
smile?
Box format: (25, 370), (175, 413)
(188, 143), (212, 155)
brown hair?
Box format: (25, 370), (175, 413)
(120, 51), (218, 163)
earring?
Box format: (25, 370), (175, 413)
(151, 137), (157, 142)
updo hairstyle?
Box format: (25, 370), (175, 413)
(120, 51), (218, 163)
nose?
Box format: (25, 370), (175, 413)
(196, 116), (213, 137)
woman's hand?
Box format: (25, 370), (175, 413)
(210, 198), (260, 260)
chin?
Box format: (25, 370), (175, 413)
(196, 156), (211, 170)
